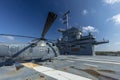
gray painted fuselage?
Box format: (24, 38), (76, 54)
(0, 40), (59, 61)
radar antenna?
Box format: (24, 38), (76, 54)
(62, 10), (70, 30)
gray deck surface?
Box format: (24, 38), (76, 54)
(0, 55), (120, 80)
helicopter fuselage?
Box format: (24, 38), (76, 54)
(0, 40), (59, 61)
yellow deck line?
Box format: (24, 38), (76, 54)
(22, 62), (40, 69)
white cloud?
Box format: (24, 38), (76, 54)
(82, 26), (98, 33)
(1, 36), (15, 41)
(114, 42), (120, 45)
(104, 0), (120, 4)
(108, 14), (120, 25)
(82, 9), (88, 15)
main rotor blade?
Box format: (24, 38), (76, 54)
(12, 43), (34, 58)
(11, 39), (40, 59)
(0, 34), (38, 39)
(41, 12), (57, 38)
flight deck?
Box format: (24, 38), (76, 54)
(0, 56), (120, 80)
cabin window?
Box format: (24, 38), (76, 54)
(31, 43), (37, 47)
(52, 43), (55, 46)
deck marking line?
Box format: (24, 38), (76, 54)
(34, 66), (92, 80)
(22, 62), (92, 80)
(75, 59), (120, 65)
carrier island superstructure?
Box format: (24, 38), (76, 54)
(57, 11), (109, 55)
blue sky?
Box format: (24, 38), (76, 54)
(0, 0), (120, 51)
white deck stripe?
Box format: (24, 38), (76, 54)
(83, 63), (98, 68)
(33, 66), (92, 80)
(74, 59), (120, 65)
(81, 58), (120, 63)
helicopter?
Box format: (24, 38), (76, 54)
(0, 11), (117, 80)
(0, 12), (59, 67)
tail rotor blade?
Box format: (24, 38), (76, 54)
(41, 12), (57, 38)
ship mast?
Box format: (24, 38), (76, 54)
(63, 10), (70, 30)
